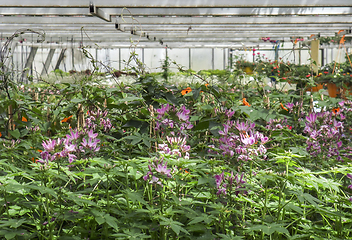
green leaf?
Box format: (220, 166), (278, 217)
(5, 232), (16, 240)
(170, 223), (181, 235)
(143, 138), (151, 148)
(104, 214), (119, 231)
(194, 121), (209, 131)
(165, 92), (179, 105)
(10, 219), (25, 228)
(188, 216), (208, 225)
(123, 119), (144, 128)
(71, 98), (85, 103)
(95, 216), (105, 225)
(197, 177), (211, 185)
(217, 233), (244, 240)
(284, 202), (303, 214)
(118, 96), (143, 103)
(9, 129), (20, 139)
(192, 88), (201, 100)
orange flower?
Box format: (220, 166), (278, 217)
(332, 108), (340, 114)
(181, 87), (192, 95)
(242, 98), (251, 107)
(22, 116), (28, 122)
(0, 132), (2, 137)
(61, 115), (73, 123)
(205, 83), (209, 87)
(280, 103), (288, 111)
(37, 149), (43, 153)
(31, 157), (39, 163)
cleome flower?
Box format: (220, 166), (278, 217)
(143, 159), (172, 187)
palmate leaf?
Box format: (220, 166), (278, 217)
(159, 217), (189, 236)
(104, 214), (119, 231)
(247, 223), (290, 236)
(216, 233), (244, 240)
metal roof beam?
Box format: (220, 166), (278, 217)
(2, 7), (352, 16)
(89, 3), (111, 22)
(106, 7), (352, 16)
(117, 16), (352, 25)
(3, 0), (352, 7)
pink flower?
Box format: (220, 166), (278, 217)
(42, 139), (56, 152)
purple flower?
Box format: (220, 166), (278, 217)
(215, 173), (224, 188)
(81, 138), (100, 151)
(176, 106), (190, 121)
(156, 104), (170, 118)
(68, 153), (77, 163)
(42, 139), (56, 152)
(219, 123), (230, 135)
(306, 113), (317, 124)
(286, 103), (294, 110)
(235, 120), (254, 132)
(225, 109), (235, 119)
(87, 130), (98, 139)
(66, 129), (80, 142)
(155, 162), (172, 177)
(149, 176), (162, 186)
(240, 134), (255, 146)
(64, 144), (76, 152)
(347, 173), (352, 180)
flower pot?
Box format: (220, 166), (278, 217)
(327, 83), (339, 98)
(306, 83), (323, 92)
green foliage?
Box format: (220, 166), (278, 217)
(1, 41), (352, 240)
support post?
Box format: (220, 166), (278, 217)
(189, 48), (191, 70)
(212, 48), (214, 70)
(41, 49), (55, 76)
(54, 49), (66, 70)
(22, 47), (38, 80)
(299, 42), (302, 65)
(119, 48), (121, 70)
(223, 48), (226, 70)
(71, 37), (75, 70)
(311, 39), (320, 75)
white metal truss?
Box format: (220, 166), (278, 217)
(0, 1), (351, 48)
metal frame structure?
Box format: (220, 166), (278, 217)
(1, 0), (351, 80)
(0, 1), (351, 48)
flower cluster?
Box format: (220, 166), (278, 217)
(86, 109), (112, 132)
(158, 136), (191, 159)
(211, 118), (269, 161)
(303, 112), (344, 161)
(39, 128), (100, 164)
(143, 158), (172, 187)
(214, 171), (247, 196)
(2, 139), (21, 150)
(154, 104), (193, 136)
(265, 118), (289, 131)
(285, 101), (305, 115)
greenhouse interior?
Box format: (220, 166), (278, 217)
(1, 1), (352, 239)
